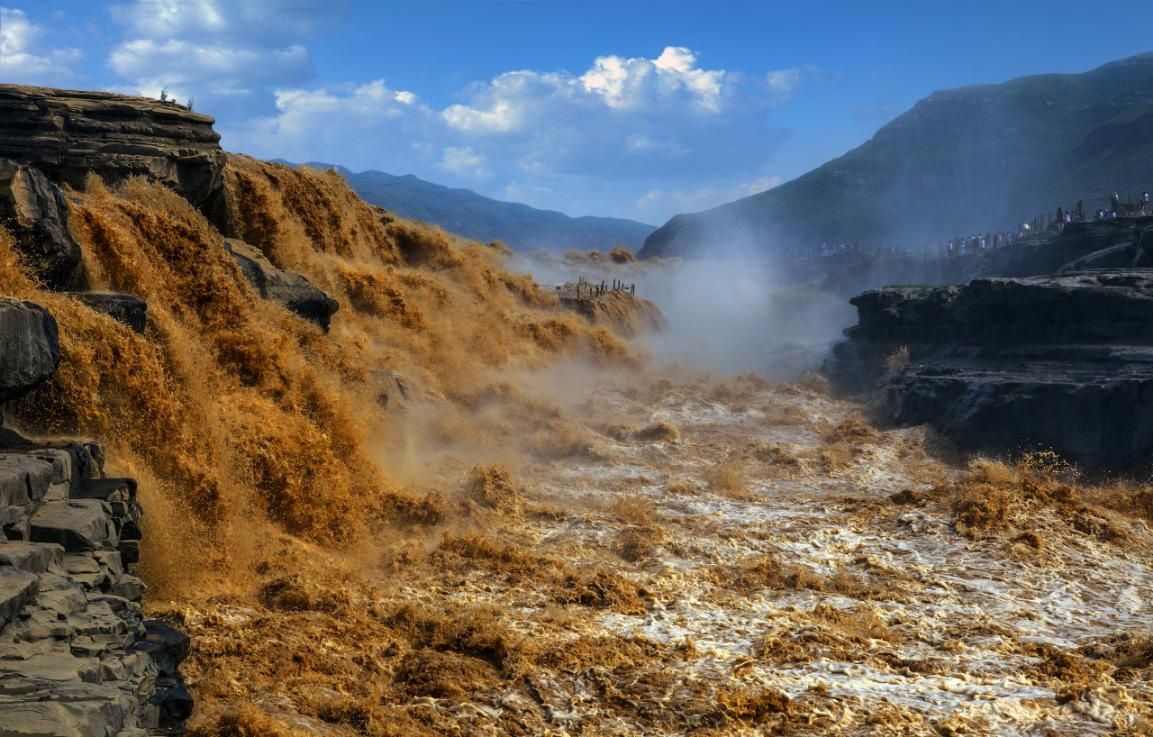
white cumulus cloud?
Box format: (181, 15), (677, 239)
(106, 0), (339, 113)
(110, 39), (312, 100)
(441, 46), (732, 136)
(0, 7), (83, 84)
(581, 47), (726, 113)
(227, 80), (435, 167)
(223, 47), (798, 221)
(442, 98), (523, 133)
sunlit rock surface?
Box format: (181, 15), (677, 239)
(0, 85), (226, 214)
(0, 430), (191, 736)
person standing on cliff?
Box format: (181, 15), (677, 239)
(1111, 192), (1121, 215)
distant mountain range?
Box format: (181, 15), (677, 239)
(641, 52), (1153, 259)
(293, 163), (654, 252)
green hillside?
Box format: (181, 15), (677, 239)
(641, 52), (1153, 258)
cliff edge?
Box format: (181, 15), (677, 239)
(0, 85), (226, 215)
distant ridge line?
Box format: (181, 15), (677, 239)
(279, 160), (655, 252)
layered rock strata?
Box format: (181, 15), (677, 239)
(982, 217), (1153, 277)
(0, 85), (226, 212)
(0, 298), (190, 735)
(826, 270), (1153, 471)
(0, 85), (340, 332)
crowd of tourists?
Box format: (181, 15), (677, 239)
(811, 191), (1151, 260)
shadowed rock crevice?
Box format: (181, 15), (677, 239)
(71, 293), (148, 334)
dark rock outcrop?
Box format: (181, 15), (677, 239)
(224, 238), (339, 331)
(825, 271), (1153, 471)
(978, 217), (1153, 278)
(1060, 242), (1153, 271)
(0, 299), (61, 403)
(0, 84), (226, 214)
(0, 159), (83, 289)
(810, 251), (981, 298)
(73, 292), (148, 334)
(0, 431), (192, 736)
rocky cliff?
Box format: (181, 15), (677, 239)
(0, 298), (191, 736)
(0, 85), (340, 331)
(825, 271), (1153, 471)
(0, 86), (253, 736)
(0, 85), (226, 212)
(981, 216), (1153, 277)
(713, 216), (1153, 300)
(0, 84), (227, 290)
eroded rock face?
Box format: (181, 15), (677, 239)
(0, 85), (226, 212)
(0, 300), (61, 403)
(0, 159), (83, 289)
(0, 433), (192, 735)
(825, 271), (1153, 471)
(224, 238), (339, 331)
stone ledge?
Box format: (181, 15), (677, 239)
(0, 436), (191, 735)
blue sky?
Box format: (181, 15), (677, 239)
(3, 1), (1152, 223)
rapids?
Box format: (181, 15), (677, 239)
(1, 159), (1149, 736)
